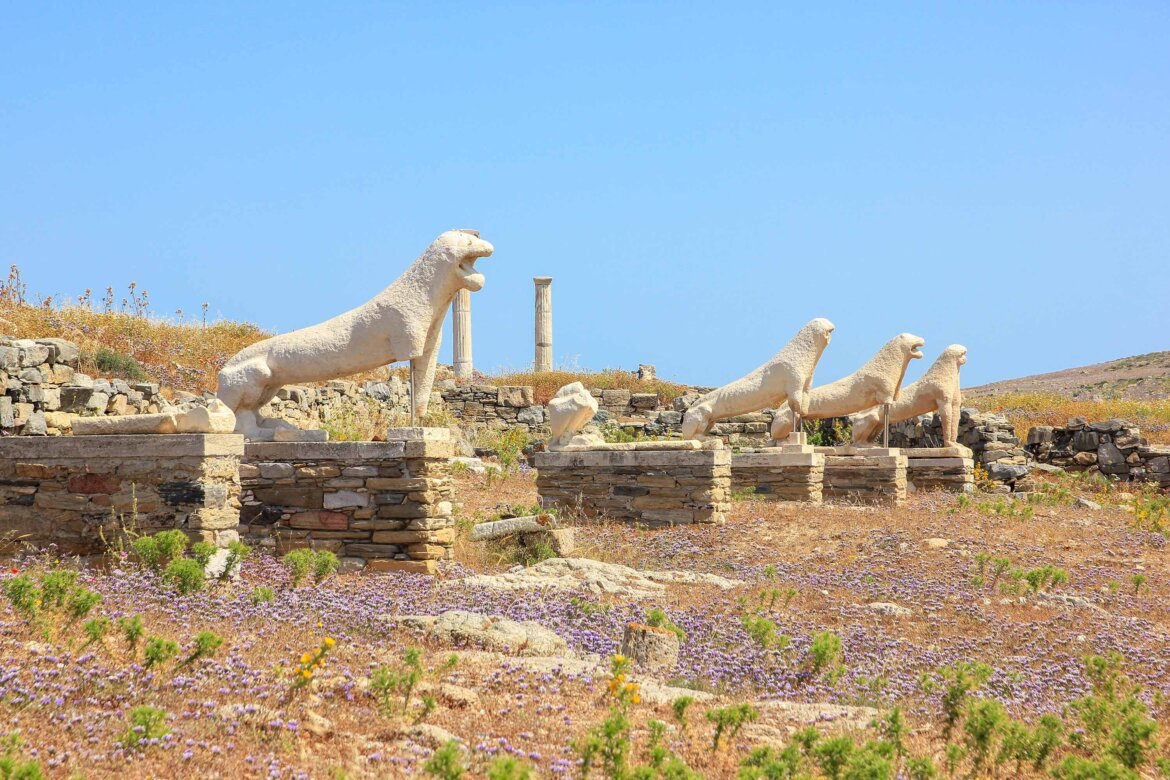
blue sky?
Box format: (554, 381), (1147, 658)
(3, 3), (1168, 388)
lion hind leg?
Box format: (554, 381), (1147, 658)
(770, 407), (796, 442)
(216, 356), (278, 437)
(681, 403), (713, 441)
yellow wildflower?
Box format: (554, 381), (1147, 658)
(301, 653), (312, 664)
(323, 637), (336, 647)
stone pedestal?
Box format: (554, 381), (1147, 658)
(816, 446), (908, 506)
(534, 441), (729, 526)
(731, 449), (825, 503)
(0, 434), (244, 556)
(239, 428), (454, 574)
(904, 446), (974, 493)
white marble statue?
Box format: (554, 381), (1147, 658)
(547, 382), (602, 449)
(851, 344), (967, 446)
(72, 399), (237, 435)
(216, 230), (494, 440)
(769, 333), (925, 441)
(681, 318), (836, 441)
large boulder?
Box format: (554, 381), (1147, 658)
(386, 610), (572, 657)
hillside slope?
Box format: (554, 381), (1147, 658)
(966, 351), (1170, 401)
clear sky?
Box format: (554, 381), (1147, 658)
(3, 3), (1168, 388)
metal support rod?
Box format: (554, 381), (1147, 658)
(881, 403), (891, 448)
(409, 364), (417, 427)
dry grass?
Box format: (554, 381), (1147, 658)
(0, 265), (269, 393)
(966, 391), (1170, 443)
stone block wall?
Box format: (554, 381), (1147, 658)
(905, 453), (975, 493)
(889, 408), (1032, 491)
(534, 446), (730, 527)
(0, 434), (243, 556)
(731, 450), (824, 503)
(821, 451), (907, 506)
(1026, 418), (1170, 488)
(0, 337), (166, 436)
(238, 432), (454, 574)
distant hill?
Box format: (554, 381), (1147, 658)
(966, 351), (1170, 401)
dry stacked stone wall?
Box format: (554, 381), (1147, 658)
(1026, 418), (1170, 488)
(889, 408), (1032, 492)
(821, 450), (908, 506)
(0, 434), (243, 557)
(904, 451), (975, 493)
(0, 337), (166, 436)
(534, 445), (730, 527)
(238, 431), (453, 574)
(731, 450), (825, 503)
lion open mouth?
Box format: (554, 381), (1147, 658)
(910, 341), (925, 359)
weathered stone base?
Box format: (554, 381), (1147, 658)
(239, 429), (454, 572)
(534, 444), (730, 527)
(731, 450), (825, 503)
(904, 447), (974, 493)
(0, 434), (244, 556)
(816, 446), (907, 506)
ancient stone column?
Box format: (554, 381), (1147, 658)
(452, 289), (472, 379)
(534, 276), (553, 373)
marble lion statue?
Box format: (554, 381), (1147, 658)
(769, 332), (925, 442)
(217, 229), (494, 440)
(681, 318), (836, 440)
(851, 344), (967, 447)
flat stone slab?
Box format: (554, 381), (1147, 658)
(459, 557), (740, 599)
(385, 427), (451, 442)
(385, 610), (572, 657)
(0, 433), (244, 458)
(246, 441), (408, 460)
(732, 451), (824, 468)
(536, 448), (730, 468)
(552, 439), (715, 452)
(903, 445), (973, 458)
(815, 445), (901, 457)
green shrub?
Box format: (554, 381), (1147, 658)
(423, 740), (465, 779)
(707, 704), (759, 751)
(486, 756), (532, 780)
(183, 631), (224, 665)
(282, 548), (315, 587)
(83, 617), (110, 646)
(143, 636), (178, 669)
(645, 608), (686, 640)
(312, 550), (339, 583)
(120, 706), (169, 750)
(808, 631), (843, 674)
(162, 558), (204, 595)
(251, 586), (275, 605)
(94, 347), (149, 381)
(119, 615), (144, 651)
(0, 734), (45, 780)
(190, 541), (217, 568)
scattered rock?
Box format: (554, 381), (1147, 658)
(1075, 497), (1102, 511)
(1034, 592), (1104, 612)
(744, 700), (880, 743)
(923, 538), (951, 549)
(386, 610), (573, 657)
(303, 710), (334, 737)
(867, 602), (912, 618)
(620, 622), (680, 675)
(437, 683), (480, 708)
(405, 723), (462, 748)
(460, 558), (740, 598)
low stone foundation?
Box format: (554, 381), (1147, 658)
(818, 447), (908, 506)
(904, 448), (975, 493)
(534, 443), (730, 527)
(239, 429), (454, 574)
(731, 450), (825, 503)
(0, 434), (243, 556)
